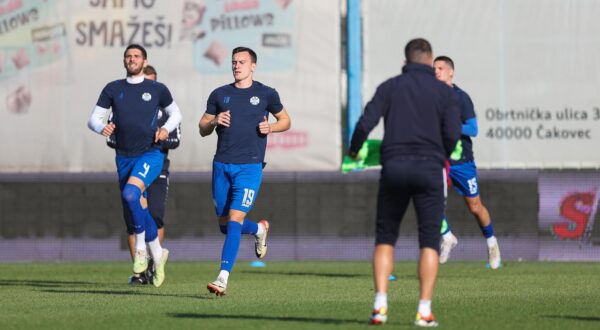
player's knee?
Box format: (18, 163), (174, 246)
(122, 184), (142, 205)
(419, 236), (441, 254)
(219, 224), (227, 234)
(468, 202), (482, 215)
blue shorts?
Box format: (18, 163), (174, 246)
(212, 161), (263, 217)
(116, 148), (165, 191)
(449, 161), (479, 197)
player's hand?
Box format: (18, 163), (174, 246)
(213, 110), (231, 127)
(258, 116), (271, 135)
(101, 123), (115, 137)
(155, 127), (168, 142)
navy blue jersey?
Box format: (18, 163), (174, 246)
(107, 108), (181, 155)
(450, 85), (476, 165)
(350, 63), (461, 166)
(96, 79), (173, 156)
(206, 81), (283, 164)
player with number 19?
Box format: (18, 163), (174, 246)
(198, 46), (291, 296)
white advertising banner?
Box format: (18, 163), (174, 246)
(0, 0), (341, 172)
(364, 0), (600, 169)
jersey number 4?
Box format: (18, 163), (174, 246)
(138, 163), (150, 178)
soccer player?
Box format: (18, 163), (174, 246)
(198, 46), (291, 296)
(348, 38), (461, 327)
(106, 65), (182, 285)
(433, 56), (502, 269)
(87, 44), (182, 287)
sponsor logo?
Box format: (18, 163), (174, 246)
(142, 92), (152, 101)
(250, 96), (260, 105)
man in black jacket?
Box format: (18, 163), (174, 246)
(107, 65), (181, 285)
(348, 38), (461, 327)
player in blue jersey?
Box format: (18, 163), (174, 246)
(198, 46), (291, 296)
(106, 65), (181, 285)
(433, 56), (502, 269)
(88, 44), (182, 287)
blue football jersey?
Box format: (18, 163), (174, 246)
(206, 81), (283, 163)
(96, 79), (173, 156)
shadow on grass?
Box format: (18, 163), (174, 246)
(40, 289), (210, 300)
(240, 270), (369, 278)
(0, 279), (97, 288)
(169, 312), (368, 325)
(543, 315), (600, 322)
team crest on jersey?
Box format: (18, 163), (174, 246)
(142, 92), (152, 101)
(250, 96), (260, 105)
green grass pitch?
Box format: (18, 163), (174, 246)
(2, 261), (600, 329)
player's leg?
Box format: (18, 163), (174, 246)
(208, 162), (264, 296)
(116, 160), (149, 284)
(149, 157), (170, 245)
(232, 163), (268, 258)
(412, 161), (444, 327)
(117, 156), (149, 274)
(123, 201), (149, 285)
(440, 165), (458, 264)
(125, 150), (168, 285)
(464, 195), (501, 269)
(459, 161), (501, 269)
(208, 161), (235, 296)
(371, 244), (394, 325)
(369, 162), (410, 325)
(145, 163), (169, 282)
(439, 215), (458, 264)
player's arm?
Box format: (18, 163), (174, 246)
(348, 84), (388, 158)
(87, 105), (115, 137)
(259, 108), (291, 135)
(442, 90), (462, 157)
(155, 101), (182, 142)
(462, 117), (478, 137)
(106, 120), (117, 149)
(161, 124), (181, 150)
(461, 93), (478, 136)
(199, 113), (217, 137)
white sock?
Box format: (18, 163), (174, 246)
(147, 238), (162, 265)
(135, 232), (146, 251)
(255, 222), (265, 236)
(486, 236), (498, 248)
(442, 231), (455, 240)
(418, 299), (432, 317)
(374, 292), (387, 310)
(218, 270), (230, 283)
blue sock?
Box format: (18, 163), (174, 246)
(122, 184), (145, 234)
(220, 221), (242, 272)
(219, 219), (258, 235)
(441, 216), (451, 235)
(242, 219), (258, 235)
(144, 209), (158, 242)
(480, 222), (495, 238)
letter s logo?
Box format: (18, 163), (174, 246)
(552, 192), (596, 239)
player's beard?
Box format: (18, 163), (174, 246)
(126, 63), (144, 76)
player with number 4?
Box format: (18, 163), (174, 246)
(198, 46), (291, 296)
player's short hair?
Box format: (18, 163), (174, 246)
(124, 44), (147, 59)
(434, 56), (454, 70)
(144, 65), (157, 78)
(232, 46), (257, 63)
(404, 38), (432, 64)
